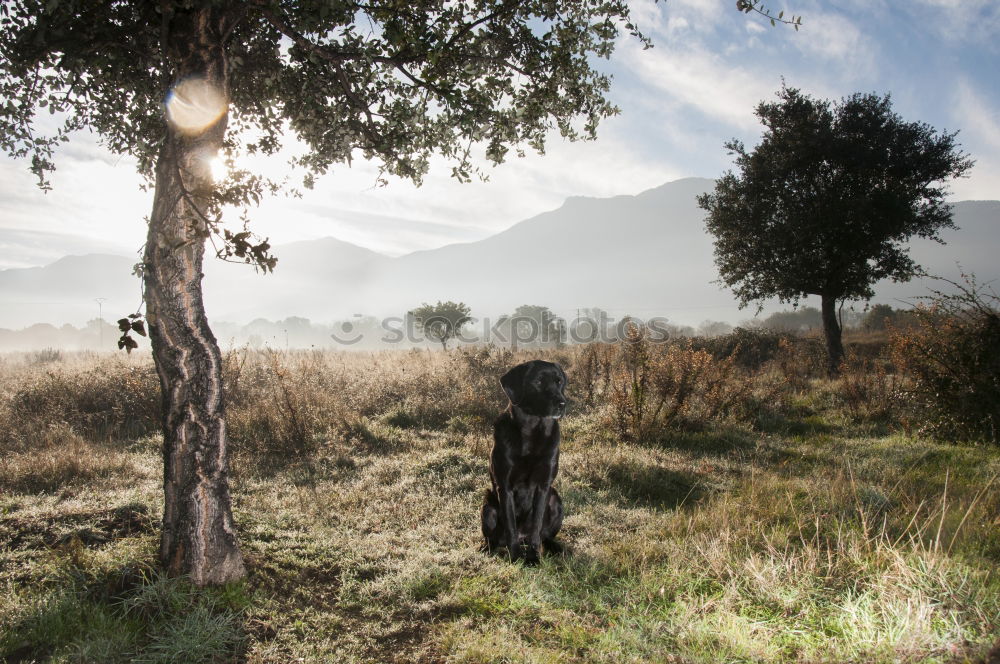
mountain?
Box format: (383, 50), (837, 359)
(368, 177), (722, 318)
(203, 236), (391, 322)
(1, 178), (998, 331)
(0, 253), (140, 329)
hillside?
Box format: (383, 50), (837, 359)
(1, 178), (997, 329)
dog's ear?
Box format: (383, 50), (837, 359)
(500, 362), (530, 404)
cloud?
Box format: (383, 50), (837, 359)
(908, 0), (1000, 47)
(949, 78), (1000, 200)
(0, 154), (149, 269)
(620, 37), (778, 131)
(790, 10), (873, 69)
(247, 122), (681, 255)
(955, 79), (1000, 150)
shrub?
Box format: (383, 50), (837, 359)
(835, 354), (905, 424)
(889, 276), (1000, 444)
(223, 348), (358, 463)
(221, 346), (516, 469)
(692, 327), (809, 371)
(8, 362), (160, 441)
(30, 348), (63, 365)
(605, 324), (762, 442)
(568, 342), (616, 408)
(447, 345), (515, 425)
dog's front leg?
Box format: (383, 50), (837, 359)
(525, 492), (547, 564)
(525, 476), (554, 564)
(498, 486), (522, 560)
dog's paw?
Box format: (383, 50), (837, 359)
(523, 547), (541, 566)
(543, 539), (564, 555)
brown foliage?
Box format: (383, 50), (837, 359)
(889, 276), (1000, 444)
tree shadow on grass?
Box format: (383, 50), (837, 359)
(0, 557), (249, 664)
(0, 502), (155, 554)
(755, 411), (837, 437)
(605, 461), (706, 510)
(656, 426), (761, 458)
(572, 459), (708, 511)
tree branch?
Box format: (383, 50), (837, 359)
(256, 4), (381, 64)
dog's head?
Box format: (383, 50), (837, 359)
(500, 360), (568, 419)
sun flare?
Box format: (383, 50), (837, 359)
(165, 77), (227, 136)
(209, 156), (228, 182)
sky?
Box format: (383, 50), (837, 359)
(0, 0), (998, 270)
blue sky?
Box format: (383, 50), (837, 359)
(0, 0), (998, 269)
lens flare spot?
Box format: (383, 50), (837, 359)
(165, 77), (227, 135)
(209, 156), (228, 182)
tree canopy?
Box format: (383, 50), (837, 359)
(1, 1), (648, 222)
(409, 301), (472, 350)
(698, 85), (973, 371)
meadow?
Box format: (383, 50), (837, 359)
(1, 331), (998, 663)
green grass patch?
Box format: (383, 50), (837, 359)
(1, 349), (998, 662)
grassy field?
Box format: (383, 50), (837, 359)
(1, 340), (998, 663)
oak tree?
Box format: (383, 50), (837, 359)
(0, 0), (657, 585)
(1, 0), (799, 585)
(698, 86), (973, 374)
(409, 301), (472, 350)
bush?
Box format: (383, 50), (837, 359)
(692, 327), (805, 371)
(835, 354), (905, 424)
(568, 342), (616, 408)
(221, 345), (516, 469)
(30, 348), (63, 365)
(223, 348), (359, 463)
(604, 324), (771, 442)
(889, 276), (1000, 444)
(8, 363), (160, 441)
(447, 345), (515, 425)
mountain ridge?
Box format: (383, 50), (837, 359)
(1, 178), (997, 329)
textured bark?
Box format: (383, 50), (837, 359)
(144, 8), (244, 585)
(821, 293), (845, 377)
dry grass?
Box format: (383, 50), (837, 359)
(1, 341), (998, 663)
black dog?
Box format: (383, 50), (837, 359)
(481, 360), (567, 564)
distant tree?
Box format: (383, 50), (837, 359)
(699, 86), (973, 374)
(574, 307), (614, 343)
(661, 322), (696, 338)
(329, 315), (383, 349)
(409, 301), (472, 351)
(507, 304), (564, 349)
(762, 307), (822, 333)
(698, 320), (734, 337)
(840, 307), (866, 330)
(863, 304), (896, 332)
(280, 316), (313, 347)
(862, 304), (916, 332)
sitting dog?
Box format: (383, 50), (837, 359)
(481, 359), (567, 564)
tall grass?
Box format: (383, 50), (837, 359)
(1, 336), (997, 663)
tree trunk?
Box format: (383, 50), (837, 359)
(144, 8), (244, 585)
(820, 293), (845, 377)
